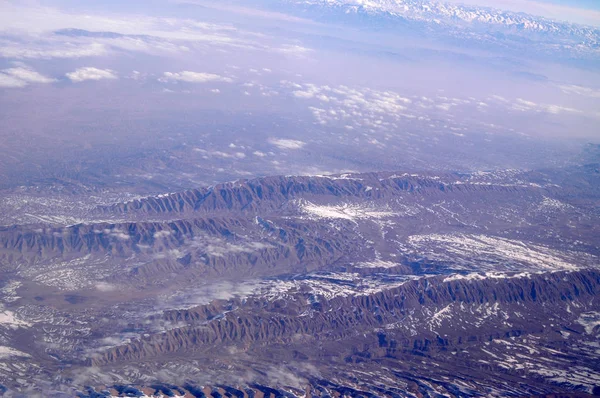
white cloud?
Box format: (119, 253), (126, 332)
(293, 90), (315, 99)
(187, 234), (274, 258)
(436, 103), (453, 111)
(4, 66), (55, 84)
(0, 65), (55, 88)
(153, 230), (172, 238)
(513, 98), (582, 114)
(276, 44), (313, 57)
(253, 150), (266, 157)
(544, 104), (582, 115)
(515, 98), (537, 109)
(268, 138), (306, 150)
(0, 42), (108, 60)
(205, 241), (273, 257)
(559, 84), (600, 98)
(288, 82), (417, 129)
(0, 74), (25, 88)
(212, 151), (234, 158)
(489, 95), (508, 102)
(106, 230), (130, 240)
(66, 67), (117, 82)
(161, 71), (233, 83)
(193, 148), (250, 159)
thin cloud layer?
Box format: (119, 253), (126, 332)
(512, 98), (582, 115)
(559, 84), (600, 99)
(0, 42), (108, 60)
(66, 67), (117, 82)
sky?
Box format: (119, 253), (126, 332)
(545, 0), (600, 9)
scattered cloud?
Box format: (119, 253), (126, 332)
(5, 66), (55, 83)
(0, 65), (55, 88)
(104, 229), (130, 240)
(69, 366), (117, 389)
(157, 279), (264, 311)
(264, 366), (307, 389)
(286, 80), (596, 140)
(544, 105), (582, 115)
(293, 90), (316, 99)
(66, 67), (117, 82)
(128, 70), (142, 80)
(285, 82), (417, 130)
(489, 94), (508, 102)
(160, 71), (233, 83)
(153, 230), (172, 239)
(193, 148), (250, 159)
(0, 74), (24, 88)
(268, 138), (306, 150)
(205, 241), (272, 257)
(186, 234), (274, 258)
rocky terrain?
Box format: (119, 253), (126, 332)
(0, 161), (598, 397)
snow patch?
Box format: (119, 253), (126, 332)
(300, 201), (395, 221)
(408, 233), (579, 272)
(0, 305), (31, 329)
(578, 312), (600, 335)
(354, 259), (399, 269)
(0, 346), (31, 359)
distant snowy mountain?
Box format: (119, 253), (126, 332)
(291, 0), (598, 34)
(280, 0), (600, 60)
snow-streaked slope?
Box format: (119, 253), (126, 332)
(408, 233), (585, 272)
(299, 200), (395, 221)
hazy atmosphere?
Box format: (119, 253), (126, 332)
(1, 0), (599, 193)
